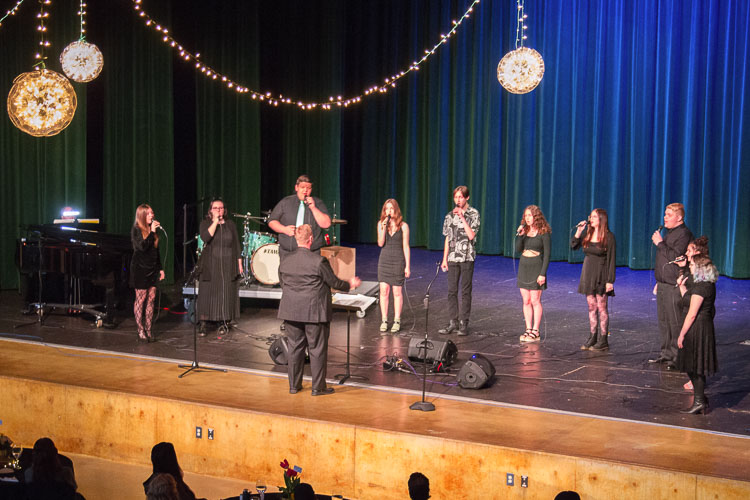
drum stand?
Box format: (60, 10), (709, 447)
(179, 264), (227, 378)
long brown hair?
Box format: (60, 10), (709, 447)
(520, 205), (551, 235)
(379, 198), (404, 229)
(135, 204), (159, 247)
(583, 208), (609, 249)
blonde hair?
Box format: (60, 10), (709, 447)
(295, 224), (313, 245)
(666, 202), (685, 220)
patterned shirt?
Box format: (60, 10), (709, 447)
(442, 206), (480, 263)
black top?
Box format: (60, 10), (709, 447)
(278, 247), (350, 323)
(129, 226), (162, 289)
(515, 232), (551, 276)
(654, 223), (693, 284)
(268, 194), (329, 253)
(198, 219), (241, 281)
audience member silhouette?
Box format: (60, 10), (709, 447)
(554, 491), (581, 500)
(143, 442), (198, 500)
(23, 437), (81, 499)
(408, 472), (430, 500)
(294, 482), (316, 500)
(146, 472), (180, 500)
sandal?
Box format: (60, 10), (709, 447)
(519, 328), (532, 341)
(137, 329), (147, 343)
(521, 329), (540, 343)
(379, 320), (389, 333)
(390, 319), (401, 333)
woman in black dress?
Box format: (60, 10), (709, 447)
(130, 204), (165, 342)
(571, 208), (615, 351)
(197, 198), (243, 335)
(377, 199), (411, 333)
(143, 442), (197, 500)
(516, 205), (551, 342)
(676, 247), (718, 414)
(676, 236), (709, 390)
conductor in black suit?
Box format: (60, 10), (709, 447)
(279, 224), (361, 396)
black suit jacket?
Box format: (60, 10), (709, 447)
(278, 248), (350, 323)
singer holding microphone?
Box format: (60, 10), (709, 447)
(377, 199), (411, 334)
(571, 209), (616, 351)
(130, 204), (165, 342)
(649, 203), (693, 369)
(438, 186), (480, 336)
(197, 198), (243, 336)
(515, 205), (551, 343)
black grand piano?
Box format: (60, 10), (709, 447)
(16, 221), (133, 327)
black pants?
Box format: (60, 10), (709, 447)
(447, 261), (474, 322)
(657, 282), (682, 362)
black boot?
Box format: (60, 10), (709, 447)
(457, 320), (469, 336)
(438, 319), (458, 335)
(590, 333), (609, 351)
(680, 395), (709, 414)
(581, 333), (597, 350)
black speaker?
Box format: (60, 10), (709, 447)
(457, 353), (495, 389)
(269, 337), (289, 365)
(407, 338), (458, 367)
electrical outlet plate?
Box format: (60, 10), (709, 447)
(195, 426), (202, 439)
(521, 475), (528, 488)
(208, 428), (214, 440)
(506, 473), (514, 486)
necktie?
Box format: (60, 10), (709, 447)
(295, 200), (305, 227)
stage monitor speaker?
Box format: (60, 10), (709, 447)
(269, 337), (289, 365)
(457, 353), (496, 389)
(407, 337), (458, 367)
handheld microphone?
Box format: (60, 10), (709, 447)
(656, 225), (664, 232)
(576, 220), (588, 228)
(386, 214), (391, 225)
(516, 224), (524, 236)
(668, 255), (686, 265)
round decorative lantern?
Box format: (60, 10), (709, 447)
(7, 69), (78, 137)
(497, 47), (545, 94)
(60, 40), (104, 82)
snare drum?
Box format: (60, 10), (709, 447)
(243, 231), (277, 258)
(251, 243), (280, 285)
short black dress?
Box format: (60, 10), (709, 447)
(676, 281), (718, 375)
(571, 232), (616, 296)
(129, 226), (162, 289)
(378, 227), (406, 286)
(515, 233), (550, 290)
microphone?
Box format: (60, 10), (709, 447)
(516, 224), (524, 236)
(668, 255), (686, 265)
(386, 214), (391, 225)
(576, 220), (588, 228)
(656, 225), (664, 232)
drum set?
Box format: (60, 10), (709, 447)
(193, 210), (346, 287)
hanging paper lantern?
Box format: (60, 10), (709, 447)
(60, 40), (104, 82)
(7, 69), (78, 137)
(497, 47), (545, 94)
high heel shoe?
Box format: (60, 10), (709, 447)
(146, 331), (154, 343)
(137, 330), (147, 343)
(680, 396), (709, 414)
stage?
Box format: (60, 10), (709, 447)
(2, 244), (750, 498)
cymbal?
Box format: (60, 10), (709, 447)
(331, 218), (348, 225)
(233, 212), (266, 222)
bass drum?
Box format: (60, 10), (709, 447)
(251, 243), (280, 285)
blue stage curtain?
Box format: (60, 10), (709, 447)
(340, 0), (749, 277)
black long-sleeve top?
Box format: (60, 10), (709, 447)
(514, 232), (551, 276)
(654, 223), (693, 285)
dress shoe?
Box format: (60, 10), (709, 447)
(581, 333), (597, 350)
(648, 356), (668, 364)
(311, 387), (335, 396)
(457, 320), (469, 336)
(665, 362), (677, 371)
(438, 319), (458, 335)
(289, 388), (301, 394)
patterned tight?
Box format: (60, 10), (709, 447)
(134, 287), (157, 336)
(585, 294), (609, 336)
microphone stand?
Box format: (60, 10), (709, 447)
(410, 262), (441, 412)
(179, 253), (226, 378)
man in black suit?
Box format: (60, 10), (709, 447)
(278, 224), (361, 396)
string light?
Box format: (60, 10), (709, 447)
(497, 0), (544, 94)
(60, 0), (103, 82)
(7, 0), (78, 136)
(132, 0), (482, 111)
(0, 0), (27, 28)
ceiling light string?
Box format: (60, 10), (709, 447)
(132, 0), (482, 111)
(0, 0), (27, 28)
(497, 0), (544, 94)
(33, 0), (51, 68)
(59, 0), (103, 82)
(77, 0), (85, 40)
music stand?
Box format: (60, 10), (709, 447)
(334, 302), (368, 384)
(178, 265), (227, 378)
(15, 233), (64, 330)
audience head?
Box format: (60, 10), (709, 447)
(555, 491), (581, 500)
(31, 437), (62, 482)
(408, 472), (430, 500)
(150, 442), (183, 479)
(294, 482), (316, 500)
(146, 473), (179, 500)
(294, 224), (313, 247)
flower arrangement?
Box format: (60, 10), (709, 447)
(279, 458), (302, 498)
